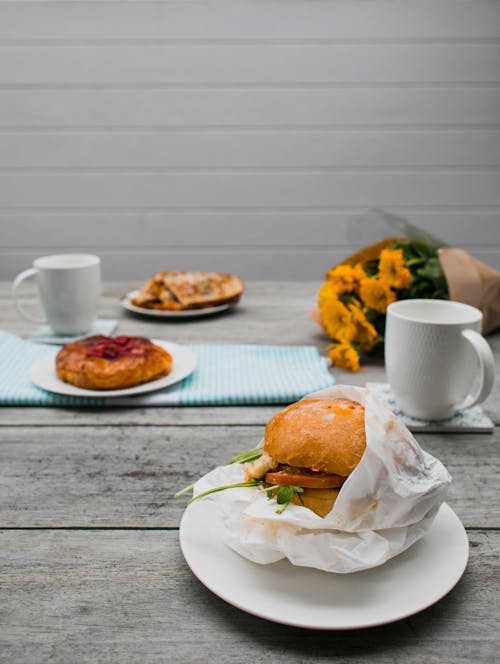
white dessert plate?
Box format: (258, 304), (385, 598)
(30, 339), (196, 398)
(179, 501), (468, 630)
(122, 291), (237, 318)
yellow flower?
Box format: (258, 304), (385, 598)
(377, 248), (411, 290)
(325, 263), (366, 294)
(317, 279), (340, 303)
(328, 343), (361, 372)
(320, 299), (357, 343)
(349, 303), (378, 350)
(359, 277), (396, 314)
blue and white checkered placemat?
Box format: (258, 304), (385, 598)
(0, 331), (336, 407)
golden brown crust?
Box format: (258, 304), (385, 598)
(292, 488), (340, 518)
(131, 270), (244, 310)
(264, 397), (366, 478)
(56, 335), (173, 390)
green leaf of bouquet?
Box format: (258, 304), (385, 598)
(416, 257), (444, 281)
(363, 259), (379, 277)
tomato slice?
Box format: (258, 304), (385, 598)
(265, 466), (346, 489)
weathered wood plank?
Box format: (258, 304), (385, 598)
(0, 405), (287, 426)
(0, 529), (498, 664)
(0, 280), (322, 330)
(0, 425), (498, 528)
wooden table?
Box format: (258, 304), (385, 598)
(1, 281), (499, 663)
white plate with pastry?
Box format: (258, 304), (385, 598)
(30, 338), (197, 398)
(122, 291), (236, 318)
(122, 270), (244, 318)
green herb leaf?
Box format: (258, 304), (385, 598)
(187, 480), (264, 506)
(274, 485), (304, 513)
(175, 446), (263, 498)
(228, 446), (263, 465)
(174, 483), (195, 498)
(276, 486), (295, 504)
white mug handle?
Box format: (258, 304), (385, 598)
(11, 268), (46, 323)
(455, 329), (495, 411)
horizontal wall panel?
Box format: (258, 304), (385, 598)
(1, 211), (499, 248)
(0, 249), (365, 282)
(0, 1), (498, 281)
(2, 43), (500, 85)
(1, 88), (499, 128)
(2, 130), (500, 169)
(3, 248), (499, 282)
(1, 172), (499, 208)
(0, 1), (499, 41)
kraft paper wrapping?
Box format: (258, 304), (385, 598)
(191, 385), (451, 574)
(438, 247), (500, 335)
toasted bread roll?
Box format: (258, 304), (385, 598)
(264, 398), (366, 478)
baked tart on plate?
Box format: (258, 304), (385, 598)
(131, 270), (244, 311)
(56, 335), (173, 390)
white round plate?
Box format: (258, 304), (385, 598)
(30, 339), (196, 398)
(122, 291), (236, 318)
(179, 501), (468, 630)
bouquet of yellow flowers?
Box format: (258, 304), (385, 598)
(313, 210), (500, 371)
(316, 238), (448, 371)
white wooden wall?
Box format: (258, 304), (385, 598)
(0, 0), (499, 280)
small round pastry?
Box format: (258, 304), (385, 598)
(56, 335), (173, 390)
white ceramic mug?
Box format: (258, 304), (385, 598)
(12, 254), (101, 335)
(385, 299), (495, 421)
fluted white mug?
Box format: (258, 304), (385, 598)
(12, 254), (101, 335)
(385, 299), (495, 420)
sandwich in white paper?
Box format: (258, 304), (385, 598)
(190, 385), (451, 573)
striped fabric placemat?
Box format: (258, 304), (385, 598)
(0, 330), (105, 406)
(0, 331), (336, 407)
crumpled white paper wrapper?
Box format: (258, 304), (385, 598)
(192, 385), (452, 573)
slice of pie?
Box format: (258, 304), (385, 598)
(131, 271), (244, 310)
